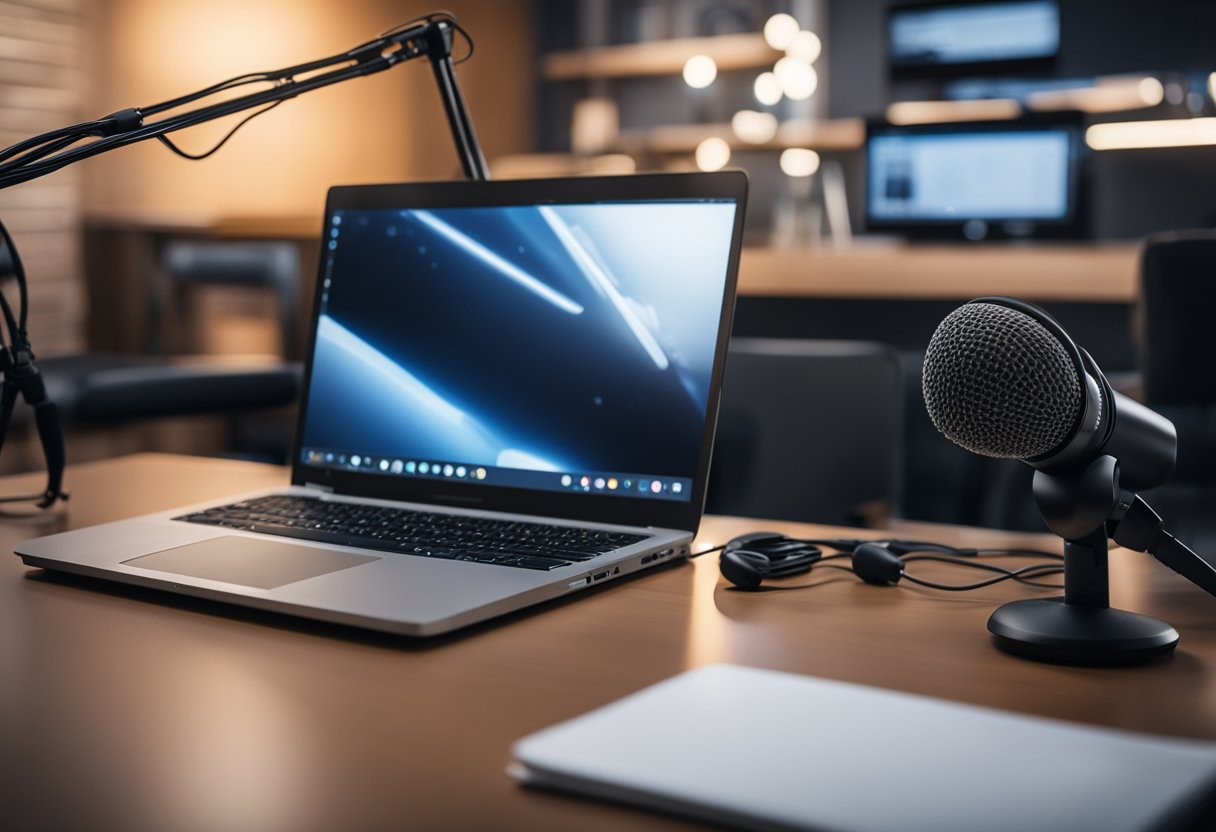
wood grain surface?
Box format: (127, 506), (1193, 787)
(2, 454), (1212, 832)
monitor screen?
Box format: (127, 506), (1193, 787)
(865, 120), (1083, 237)
(297, 198), (739, 504)
(889, 1), (1059, 72)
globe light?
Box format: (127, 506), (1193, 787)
(763, 13), (800, 50)
(780, 148), (820, 177)
(695, 137), (731, 171)
(731, 110), (779, 144)
(1138, 77), (1164, 106)
(754, 71), (782, 106)
(774, 57), (818, 101)
(786, 30), (822, 64)
(682, 54), (717, 89)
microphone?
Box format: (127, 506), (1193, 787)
(922, 296), (1176, 492)
(922, 297), (1216, 665)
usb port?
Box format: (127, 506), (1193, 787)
(640, 554), (657, 565)
(592, 571), (610, 581)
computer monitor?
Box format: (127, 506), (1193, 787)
(864, 118), (1086, 240)
(888, 0), (1060, 76)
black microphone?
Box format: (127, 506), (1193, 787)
(922, 296), (1176, 492)
(920, 298), (1216, 664)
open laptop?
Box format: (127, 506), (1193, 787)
(15, 171), (748, 636)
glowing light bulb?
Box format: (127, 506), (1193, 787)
(1138, 77), (1164, 106)
(774, 57), (818, 101)
(682, 55), (717, 89)
(731, 110), (779, 144)
(695, 137), (731, 171)
(754, 72), (782, 106)
(780, 148), (820, 177)
(764, 14), (800, 50)
(786, 30), (822, 64)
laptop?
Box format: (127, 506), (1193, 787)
(15, 171), (748, 636)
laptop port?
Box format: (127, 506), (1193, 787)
(592, 571), (610, 581)
(641, 554), (657, 565)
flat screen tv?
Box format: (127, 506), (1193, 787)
(889, 1), (1060, 77)
(865, 117), (1087, 240)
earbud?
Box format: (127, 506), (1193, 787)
(717, 532), (1064, 592)
(719, 550), (774, 590)
(719, 536), (903, 590)
(850, 542), (905, 586)
(719, 531), (822, 590)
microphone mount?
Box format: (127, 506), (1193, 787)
(0, 13), (488, 509)
(0, 15), (489, 186)
(988, 452), (1216, 664)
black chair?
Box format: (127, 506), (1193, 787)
(706, 338), (902, 527)
(1140, 230), (1216, 406)
(0, 240), (301, 462)
(154, 239), (302, 359)
(1134, 231), (1216, 553)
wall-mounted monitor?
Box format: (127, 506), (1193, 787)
(865, 118), (1086, 240)
(888, 1), (1060, 76)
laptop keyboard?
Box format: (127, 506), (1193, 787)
(174, 494), (648, 571)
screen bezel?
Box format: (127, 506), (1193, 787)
(863, 116), (1087, 240)
(290, 171), (748, 534)
(887, 0), (1060, 78)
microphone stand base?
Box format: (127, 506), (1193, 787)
(988, 597), (1178, 666)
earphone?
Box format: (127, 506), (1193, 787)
(718, 531), (1064, 591)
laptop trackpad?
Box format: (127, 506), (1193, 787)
(124, 536), (379, 589)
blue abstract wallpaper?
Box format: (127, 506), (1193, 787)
(301, 200), (737, 483)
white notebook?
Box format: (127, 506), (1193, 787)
(510, 664), (1216, 832)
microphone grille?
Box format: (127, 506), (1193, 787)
(923, 302), (1084, 460)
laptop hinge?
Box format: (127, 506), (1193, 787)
(303, 482), (335, 494)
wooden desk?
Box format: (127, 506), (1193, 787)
(3, 455), (1214, 831)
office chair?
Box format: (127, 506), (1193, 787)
(705, 338), (902, 526)
(1132, 231), (1216, 552)
(153, 239), (302, 359)
(1139, 230), (1216, 405)
(0, 241), (301, 463)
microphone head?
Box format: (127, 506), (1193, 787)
(923, 301), (1085, 460)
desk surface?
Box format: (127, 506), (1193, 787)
(3, 454), (1213, 832)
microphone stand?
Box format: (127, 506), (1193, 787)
(988, 453), (1216, 664)
(0, 14), (488, 507)
(0, 17), (487, 187)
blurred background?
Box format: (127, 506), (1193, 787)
(2, 0), (1215, 541)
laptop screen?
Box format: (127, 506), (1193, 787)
(297, 197), (739, 505)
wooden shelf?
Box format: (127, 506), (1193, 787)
(86, 216), (1139, 304)
(541, 33), (780, 81)
(738, 243), (1140, 303)
(622, 118), (865, 154)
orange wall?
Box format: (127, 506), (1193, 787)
(81, 0), (534, 218)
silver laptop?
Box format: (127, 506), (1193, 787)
(15, 172), (748, 636)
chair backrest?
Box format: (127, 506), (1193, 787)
(705, 338), (902, 526)
(1139, 231), (1216, 405)
(155, 240), (301, 359)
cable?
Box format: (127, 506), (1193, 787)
(381, 10), (474, 63)
(156, 100), (283, 160)
(900, 562), (1065, 592)
(0, 216), (27, 334)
